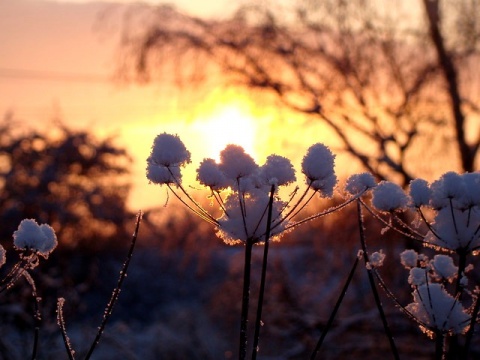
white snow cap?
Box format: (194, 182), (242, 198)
(431, 255), (458, 282)
(345, 172), (377, 195)
(301, 143), (337, 197)
(430, 171), (467, 209)
(148, 133), (191, 167)
(258, 155), (296, 187)
(196, 158), (228, 190)
(408, 267), (429, 286)
(372, 181), (410, 212)
(13, 219), (58, 258)
(406, 283), (469, 334)
(218, 145), (258, 180)
(400, 249), (419, 269)
(369, 251), (385, 267)
(409, 179), (431, 207)
(146, 162), (181, 185)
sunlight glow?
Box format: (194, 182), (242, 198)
(192, 106), (258, 161)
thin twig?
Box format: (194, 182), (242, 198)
(310, 254), (360, 359)
(56, 298), (75, 360)
(356, 200), (400, 360)
(84, 211), (142, 360)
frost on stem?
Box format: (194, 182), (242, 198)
(301, 143), (337, 197)
(406, 283), (470, 336)
(13, 219), (57, 258)
(371, 181), (409, 212)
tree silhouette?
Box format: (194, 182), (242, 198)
(0, 115), (132, 251)
(118, 0), (479, 186)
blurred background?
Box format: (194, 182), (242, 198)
(0, 0), (479, 358)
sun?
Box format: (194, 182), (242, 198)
(192, 105), (258, 161)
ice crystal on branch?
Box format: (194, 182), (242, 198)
(13, 219), (57, 258)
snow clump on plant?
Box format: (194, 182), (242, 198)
(146, 133), (191, 185)
(372, 181), (409, 212)
(13, 219), (57, 258)
(301, 143), (337, 197)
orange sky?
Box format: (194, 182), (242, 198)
(0, 0), (358, 210)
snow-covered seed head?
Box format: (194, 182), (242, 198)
(408, 267), (429, 286)
(409, 178), (431, 207)
(461, 172), (480, 207)
(0, 245), (5, 268)
(406, 283), (470, 335)
(146, 162), (181, 185)
(216, 191), (287, 245)
(218, 145), (258, 180)
(301, 143), (337, 197)
(257, 154), (296, 187)
(400, 249), (419, 269)
(369, 251), (385, 267)
(345, 172), (377, 195)
(430, 172), (467, 209)
(13, 219), (58, 258)
(431, 255), (458, 283)
(372, 181), (409, 212)
(196, 158), (228, 191)
(148, 133), (191, 167)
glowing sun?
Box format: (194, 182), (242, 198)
(193, 106), (258, 161)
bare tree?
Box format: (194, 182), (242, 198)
(118, 0), (480, 186)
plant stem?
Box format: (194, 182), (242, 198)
(434, 331), (445, 360)
(357, 200), (400, 360)
(310, 255), (360, 359)
(84, 211), (142, 360)
(251, 184), (275, 359)
(239, 240), (254, 360)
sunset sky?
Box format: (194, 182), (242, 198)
(0, 0), (356, 210)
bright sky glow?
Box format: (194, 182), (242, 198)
(191, 106), (258, 162)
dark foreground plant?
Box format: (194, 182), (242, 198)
(0, 212), (142, 360)
(57, 211), (142, 360)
